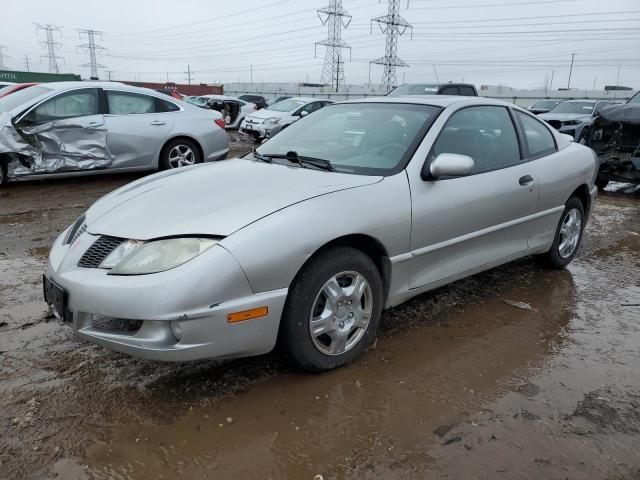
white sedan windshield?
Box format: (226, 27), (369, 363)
(256, 103), (441, 175)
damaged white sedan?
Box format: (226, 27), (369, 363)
(45, 97), (598, 372)
(0, 82), (229, 186)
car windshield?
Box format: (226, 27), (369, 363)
(627, 92), (640, 104)
(186, 97), (209, 106)
(549, 101), (595, 114)
(531, 100), (559, 109)
(387, 84), (439, 97)
(0, 85), (52, 114)
(267, 98), (308, 112)
(255, 103), (441, 175)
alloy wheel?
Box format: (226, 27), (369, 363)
(558, 208), (582, 258)
(168, 145), (196, 168)
(309, 271), (373, 356)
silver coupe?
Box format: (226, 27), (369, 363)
(45, 96), (598, 372)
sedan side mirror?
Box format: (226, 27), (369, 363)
(300, 110), (309, 117)
(427, 153), (475, 179)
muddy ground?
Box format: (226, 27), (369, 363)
(1, 137), (639, 479)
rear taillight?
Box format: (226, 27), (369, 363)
(215, 118), (226, 129)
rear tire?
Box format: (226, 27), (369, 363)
(535, 197), (585, 269)
(280, 247), (384, 372)
(159, 138), (202, 170)
(595, 173), (610, 191)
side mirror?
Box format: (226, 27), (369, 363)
(300, 110), (309, 117)
(427, 153), (474, 179)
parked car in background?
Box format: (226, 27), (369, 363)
(0, 82), (38, 99)
(540, 99), (614, 139)
(0, 82), (229, 186)
(197, 94), (257, 129)
(387, 83), (478, 97)
(184, 95), (208, 107)
(268, 96), (291, 105)
(585, 91), (640, 189)
(238, 94), (268, 109)
(44, 96), (597, 372)
(239, 97), (333, 140)
(527, 99), (562, 115)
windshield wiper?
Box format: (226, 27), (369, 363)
(258, 151), (334, 171)
(253, 149), (273, 163)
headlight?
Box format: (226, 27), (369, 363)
(100, 239), (144, 269)
(263, 117), (280, 124)
(108, 238), (219, 275)
(563, 120), (581, 126)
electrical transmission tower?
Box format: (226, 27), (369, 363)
(315, 0), (352, 91)
(77, 29), (107, 79)
(370, 0), (413, 93)
(35, 24), (64, 73)
(0, 46), (9, 70)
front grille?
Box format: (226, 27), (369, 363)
(78, 235), (125, 268)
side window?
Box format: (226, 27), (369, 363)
(515, 111), (556, 157)
(459, 86), (476, 96)
(439, 86), (460, 96)
(432, 106), (521, 173)
(31, 89), (99, 123)
(303, 102), (322, 114)
(107, 91), (156, 115)
(155, 98), (180, 113)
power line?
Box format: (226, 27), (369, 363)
(77, 29), (107, 79)
(371, 0), (413, 92)
(316, 0), (352, 89)
(35, 24), (64, 74)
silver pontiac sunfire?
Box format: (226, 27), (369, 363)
(45, 96), (598, 372)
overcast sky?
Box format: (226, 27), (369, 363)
(2, 0), (639, 90)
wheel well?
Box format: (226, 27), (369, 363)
(303, 234), (391, 299)
(160, 136), (204, 164)
(570, 184), (591, 215)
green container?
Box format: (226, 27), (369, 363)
(0, 70), (81, 83)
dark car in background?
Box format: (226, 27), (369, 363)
(528, 99), (562, 115)
(239, 94), (268, 109)
(585, 91), (640, 189)
(387, 83), (478, 97)
(540, 99), (614, 139)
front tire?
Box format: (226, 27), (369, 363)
(536, 197), (585, 269)
(159, 138), (201, 170)
(280, 247), (384, 372)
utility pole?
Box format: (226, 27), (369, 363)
(77, 29), (107, 79)
(0, 46), (8, 70)
(250, 64), (253, 84)
(106, 70), (113, 81)
(567, 53), (575, 89)
(549, 69), (555, 92)
(432, 64), (440, 84)
(24, 54), (31, 72)
(35, 24), (64, 73)
(185, 64), (193, 85)
(614, 64), (621, 101)
(370, 0), (413, 93)
(592, 77), (597, 92)
(316, 0), (352, 90)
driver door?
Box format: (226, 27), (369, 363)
(407, 105), (539, 290)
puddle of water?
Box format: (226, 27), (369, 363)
(80, 269), (576, 479)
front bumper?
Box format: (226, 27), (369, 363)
(239, 120), (280, 139)
(45, 229), (287, 362)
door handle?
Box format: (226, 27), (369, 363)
(519, 175), (534, 186)
(150, 120), (166, 126)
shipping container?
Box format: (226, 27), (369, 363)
(0, 70), (81, 83)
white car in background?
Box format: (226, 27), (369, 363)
(239, 97), (333, 140)
(0, 81), (16, 92)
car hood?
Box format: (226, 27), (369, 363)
(85, 159), (381, 240)
(539, 113), (591, 122)
(245, 109), (290, 121)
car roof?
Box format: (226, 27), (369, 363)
(338, 95), (512, 108)
(561, 99), (599, 104)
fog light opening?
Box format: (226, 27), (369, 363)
(170, 320), (183, 342)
